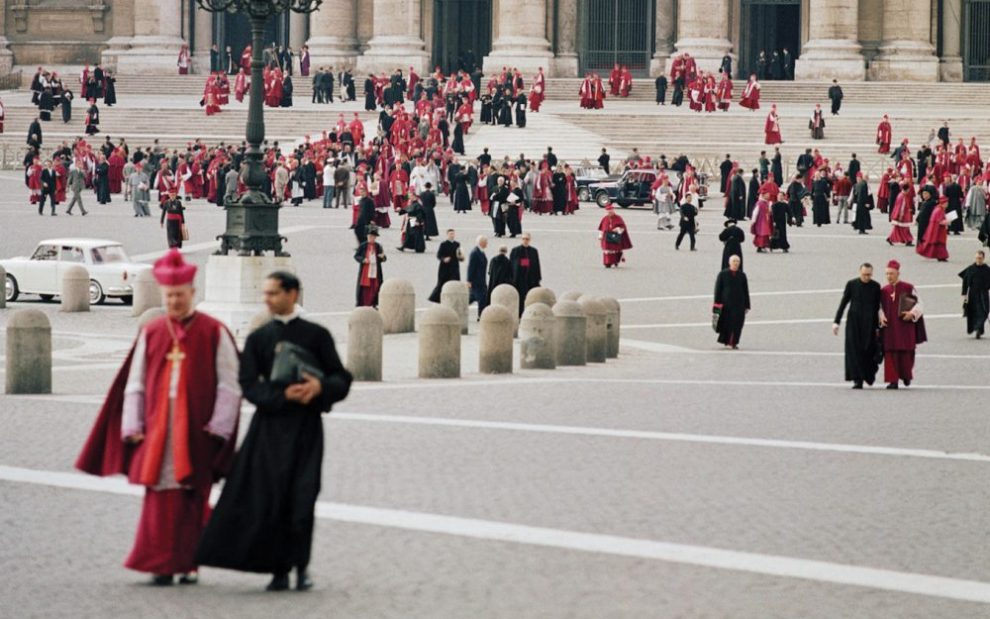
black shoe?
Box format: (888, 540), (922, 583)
(66, 211), (73, 216)
(296, 569), (313, 591)
(150, 574), (174, 586)
(178, 572), (199, 585)
(903, 379), (911, 387)
(81, 211), (88, 216)
(886, 383), (899, 390)
(267, 573), (290, 592)
(852, 381), (863, 389)
(865, 377), (875, 386)
(905, 242), (914, 247)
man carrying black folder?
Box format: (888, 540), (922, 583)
(196, 271), (353, 592)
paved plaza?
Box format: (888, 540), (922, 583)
(1, 121), (989, 619)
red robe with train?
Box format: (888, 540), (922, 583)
(75, 314), (240, 575)
(750, 199), (772, 248)
(876, 121), (892, 153)
(108, 153), (125, 194)
(917, 205), (949, 260)
(598, 213), (633, 266)
(740, 81), (760, 110)
(879, 281), (926, 384)
(764, 112), (782, 145)
(887, 192), (914, 244)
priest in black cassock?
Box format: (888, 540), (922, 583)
(196, 272), (352, 592)
(487, 245), (513, 305)
(718, 219), (744, 270)
(833, 263), (882, 388)
(509, 233), (542, 315)
(428, 229), (464, 303)
(960, 250), (990, 338)
(713, 255), (749, 349)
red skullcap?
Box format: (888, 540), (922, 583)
(153, 249), (197, 286)
(886, 259), (901, 271)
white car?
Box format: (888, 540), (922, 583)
(3, 239), (152, 305)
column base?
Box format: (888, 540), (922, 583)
(869, 41), (939, 81)
(197, 254), (298, 339)
(551, 53), (579, 77)
(114, 36), (187, 75)
(649, 49), (672, 77)
(939, 55), (964, 82)
(100, 36), (132, 71)
(355, 36), (428, 75)
(0, 37), (14, 75)
(794, 40), (865, 81)
(306, 36), (360, 70)
(673, 38), (731, 73)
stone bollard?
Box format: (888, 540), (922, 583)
(553, 300), (587, 366)
(379, 279), (416, 334)
(440, 280), (470, 335)
(5, 309), (52, 394)
(479, 305), (514, 374)
(601, 297), (621, 358)
(560, 290), (583, 302)
(348, 307), (384, 381)
(137, 307), (166, 331)
(419, 306), (461, 378)
(519, 302), (556, 369)
(490, 284), (520, 337)
(0, 265), (6, 309)
(524, 287), (557, 310)
(579, 296), (608, 363)
(60, 265), (90, 313)
(130, 269), (161, 317)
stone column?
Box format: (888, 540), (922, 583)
(483, 0), (553, 74)
(0, 0), (16, 74)
(356, 0), (429, 74)
(673, 0), (732, 73)
(290, 10), (308, 51)
(102, 0), (136, 70)
(193, 6), (213, 74)
(794, 0), (865, 80)
(650, 0), (676, 76)
(308, 0), (359, 68)
(940, 0), (964, 81)
(115, 0), (187, 75)
(872, 0), (938, 81)
(553, 0), (579, 77)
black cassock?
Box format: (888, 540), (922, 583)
(453, 173), (472, 212)
(515, 95), (527, 128)
(770, 201), (790, 251)
(428, 240), (462, 303)
(718, 225), (744, 270)
(960, 263), (990, 335)
(487, 254), (514, 305)
(354, 196), (376, 243)
(400, 202), (427, 252)
(509, 245), (542, 315)
(713, 269), (750, 347)
(196, 317), (352, 575)
(452, 123), (465, 155)
(420, 190), (439, 238)
(833, 278), (882, 383)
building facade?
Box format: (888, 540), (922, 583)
(1, 0), (989, 81)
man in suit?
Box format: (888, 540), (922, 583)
(65, 161), (88, 215)
(39, 159), (58, 216)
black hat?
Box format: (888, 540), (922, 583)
(366, 224), (380, 236)
(724, 219), (737, 227)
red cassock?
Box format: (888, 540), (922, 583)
(886, 192), (913, 244)
(27, 163), (42, 203)
(740, 82), (760, 110)
(579, 78), (592, 109)
(55, 163), (67, 202)
(598, 214), (633, 266)
(566, 175), (579, 214)
(750, 200), (773, 248)
(879, 280), (926, 383)
(234, 72), (248, 102)
(876, 121), (892, 153)
(75, 314), (239, 576)
(764, 113), (782, 145)
(917, 205), (949, 260)
(608, 68), (621, 96)
(108, 154), (125, 194)
(716, 79), (732, 111)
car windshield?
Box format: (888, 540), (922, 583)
(31, 245), (58, 261)
(90, 245), (129, 264)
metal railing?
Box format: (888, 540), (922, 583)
(0, 71), (23, 91)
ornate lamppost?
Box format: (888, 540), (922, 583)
(196, 0), (323, 257)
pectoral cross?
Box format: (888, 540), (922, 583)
(167, 342), (185, 370)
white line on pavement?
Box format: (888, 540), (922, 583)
(1, 464), (989, 605)
(129, 225), (320, 261)
(330, 412), (990, 463)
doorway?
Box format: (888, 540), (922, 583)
(964, 0), (990, 81)
(432, 0), (492, 74)
(739, 0), (800, 79)
(579, 0), (654, 76)
(215, 11), (289, 64)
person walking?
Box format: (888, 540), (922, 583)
(960, 250), (990, 339)
(675, 194), (698, 251)
(879, 260), (926, 389)
(65, 162), (88, 215)
(713, 255), (750, 349)
(160, 190), (186, 248)
(467, 236), (489, 319)
(196, 271), (352, 592)
(833, 263), (883, 389)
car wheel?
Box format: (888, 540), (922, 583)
(4, 274), (18, 302)
(120, 295), (133, 306)
(619, 201), (630, 209)
(595, 192), (611, 208)
(39, 294), (55, 302)
(578, 187), (590, 202)
(89, 280), (106, 305)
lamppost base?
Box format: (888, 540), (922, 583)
(198, 253), (300, 338)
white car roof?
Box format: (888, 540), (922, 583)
(37, 239), (123, 248)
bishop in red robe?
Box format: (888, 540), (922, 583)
(598, 205), (633, 267)
(75, 250), (241, 585)
(917, 196), (950, 261)
(876, 115), (892, 153)
(740, 75), (760, 110)
(764, 105), (782, 145)
(879, 260), (926, 388)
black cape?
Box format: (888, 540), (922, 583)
(428, 240), (462, 303)
(196, 317), (352, 574)
(714, 269), (750, 346)
(960, 263), (990, 335)
(834, 278), (882, 383)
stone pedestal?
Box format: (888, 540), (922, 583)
(601, 297), (620, 358)
(418, 306), (461, 379)
(356, 0), (428, 74)
(197, 254), (297, 339)
(440, 280), (470, 335)
(484, 0), (553, 75)
(479, 305), (514, 374)
(348, 307), (384, 381)
(380, 279), (416, 334)
(871, 42), (939, 81)
(308, 0), (359, 69)
(131, 269), (161, 317)
(6, 310), (52, 395)
(578, 296), (607, 363)
(552, 0), (580, 77)
(61, 266), (90, 313)
(519, 302), (555, 370)
(553, 300), (586, 366)
(795, 40), (866, 81)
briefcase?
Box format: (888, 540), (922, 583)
(270, 341), (324, 386)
